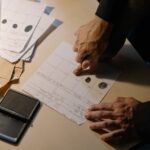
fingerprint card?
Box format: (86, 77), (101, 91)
(0, 0), (45, 53)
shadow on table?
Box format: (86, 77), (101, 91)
(79, 43), (150, 87)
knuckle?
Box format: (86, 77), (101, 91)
(101, 136), (110, 141)
(102, 121), (108, 127)
(98, 111), (104, 117)
(89, 124), (96, 129)
(112, 111), (117, 117)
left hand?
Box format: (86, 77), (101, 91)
(85, 97), (141, 142)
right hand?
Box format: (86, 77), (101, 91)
(73, 16), (112, 76)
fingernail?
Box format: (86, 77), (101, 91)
(87, 106), (93, 110)
(89, 125), (94, 129)
(84, 112), (89, 118)
(82, 61), (90, 69)
(73, 68), (81, 76)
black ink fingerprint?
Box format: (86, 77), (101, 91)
(13, 24), (18, 29)
(24, 25), (33, 32)
(85, 77), (91, 83)
(98, 82), (107, 89)
(2, 19), (7, 24)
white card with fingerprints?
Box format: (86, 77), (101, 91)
(0, 15), (55, 62)
(22, 42), (120, 125)
(0, 0), (45, 52)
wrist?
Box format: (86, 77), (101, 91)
(94, 15), (110, 27)
(91, 16), (113, 41)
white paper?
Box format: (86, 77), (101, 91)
(21, 45), (35, 61)
(0, 0), (44, 52)
(0, 45), (35, 62)
(0, 14), (55, 62)
(23, 14), (55, 54)
(23, 42), (120, 124)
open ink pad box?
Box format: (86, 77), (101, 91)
(0, 89), (40, 144)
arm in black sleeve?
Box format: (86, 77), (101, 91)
(96, 0), (128, 23)
(96, 0), (150, 61)
(95, 0), (131, 61)
(133, 101), (150, 141)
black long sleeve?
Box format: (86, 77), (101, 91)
(96, 0), (128, 23)
(133, 102), (150, 141)
(95, 0), (130, 60)
(95, 2), (150, 140)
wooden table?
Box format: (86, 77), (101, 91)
(1, 0), (150, 149)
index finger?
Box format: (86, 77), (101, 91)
(76, 49), (92, 63)
(101, 129), (125, 142)
(73, 64), (83, 76)
(88, 103), (113, 111)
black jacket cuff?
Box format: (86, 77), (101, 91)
(96, 0), (127, 23)
(133, 101), (150, 140)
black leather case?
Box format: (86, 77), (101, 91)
(0, 89), (40, 144)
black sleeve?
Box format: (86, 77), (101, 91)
(95, 0), (132, 61)
(133, 101), (150, 141)
(96, 0), (128, 23)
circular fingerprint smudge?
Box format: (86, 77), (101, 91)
(98, 82), (108, 89)
(85, 77), (91, 83)
(24, 25), (33, 32)
(2, 19), (7, 24)
(13, 24), (18, 29)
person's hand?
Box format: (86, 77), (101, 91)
(73, 16), (112, 76)
(85, 97), (141, 142)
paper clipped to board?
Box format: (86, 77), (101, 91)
(23, 42), (120, 124)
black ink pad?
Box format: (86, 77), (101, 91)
(0, 89), (40, 144)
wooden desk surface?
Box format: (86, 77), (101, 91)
(1, 0), (150, 150)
